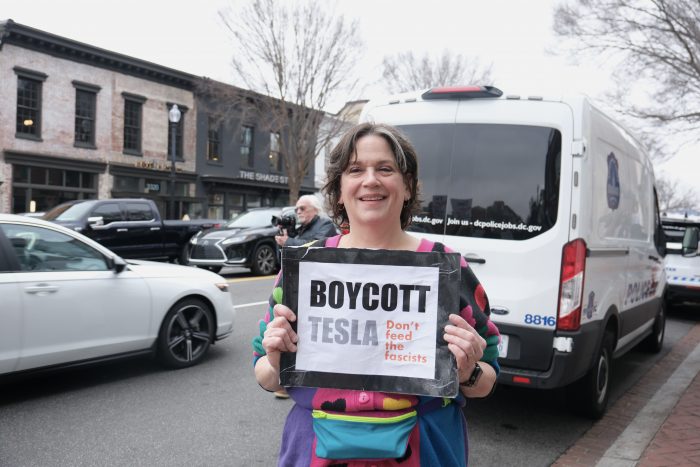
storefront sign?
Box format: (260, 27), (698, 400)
(279, 246), (461, 397)
(239, 170), (288, 185)
(134, 160), (182, 172)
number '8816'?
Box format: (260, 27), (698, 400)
(524, 314), (556, 327)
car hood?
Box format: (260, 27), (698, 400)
(125, 259), (223, 280)
(199, 226), (273, 240)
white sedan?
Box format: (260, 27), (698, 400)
(0, 214), (235, 376)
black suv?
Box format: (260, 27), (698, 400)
(183, 207), (295, 275)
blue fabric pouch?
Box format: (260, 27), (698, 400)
(311, 409), (417, 460)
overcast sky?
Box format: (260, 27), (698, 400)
(2, 0), (697, 195)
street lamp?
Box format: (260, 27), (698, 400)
(168, 104), (181, 219)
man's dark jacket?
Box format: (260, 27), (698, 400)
(285, 215), (338, 247)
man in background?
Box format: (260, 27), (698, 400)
(275, 195), (337, 248)
(272, 194), (337, 399)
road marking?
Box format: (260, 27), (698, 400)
(234, 300), (269, 309)
(226, 275), (276, 283)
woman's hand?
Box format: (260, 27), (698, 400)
(262, 304), (298, 372)
(443, 313), (486, 382)
(444, 313), (497, 398)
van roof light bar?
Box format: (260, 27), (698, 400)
(422, 85), (503, 100)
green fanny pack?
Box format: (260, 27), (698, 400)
(311, 409), (417, 460)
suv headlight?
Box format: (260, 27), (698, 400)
(190, 232), (202, 244)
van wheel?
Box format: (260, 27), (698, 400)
(641, 302), (665, 353)
(567, 331), (613, 419)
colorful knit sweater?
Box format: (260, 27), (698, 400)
(252, 236), (501, 466)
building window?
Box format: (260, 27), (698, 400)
(11, 165), (97, 214)
(207, 117), (221, 162)
(123, 94), (145, 155)
(14, 67), (47, 139)
(74, 87), (97, 147)
(269, 132), (283, 172)
(167, 104), (185, 162)
(241, 126), (254, 168)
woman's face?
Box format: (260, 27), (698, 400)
(339, 134), (410, 231)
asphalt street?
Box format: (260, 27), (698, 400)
(0, 268), (695, 467)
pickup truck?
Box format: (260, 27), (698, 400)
(43, 198), (223, 262)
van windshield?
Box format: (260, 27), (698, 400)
(399, 123), (561, 240)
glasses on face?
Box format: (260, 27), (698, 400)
(295, 206), (308, 213)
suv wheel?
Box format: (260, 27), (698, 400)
(251, 244), (276, 275)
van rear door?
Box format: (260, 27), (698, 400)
(391, 100), (574, 372)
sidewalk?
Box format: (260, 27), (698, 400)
(553, 321), (700, 467)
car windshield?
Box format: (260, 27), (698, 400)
(43, 201), (96, 221)
(226, 210), (279, 228)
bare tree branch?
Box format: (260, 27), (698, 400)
(381, 50), (494, 93)
(656, 173), (700, 213)
(214, 0), (363, 203)
(553, 0), (700, 146)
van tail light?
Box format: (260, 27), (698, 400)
(557, 239), (587, 331)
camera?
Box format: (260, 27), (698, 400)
(271, 214), (298, 238)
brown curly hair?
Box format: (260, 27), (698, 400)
(322, 122), (421, 230)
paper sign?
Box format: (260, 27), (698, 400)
(279, 246), (461, 397)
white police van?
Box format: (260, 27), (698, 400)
(662, 215), (700, 308)
(361, 86), (667, 418)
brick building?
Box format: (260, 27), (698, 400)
(0, 20), (316, 219)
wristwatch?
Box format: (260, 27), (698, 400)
(460, 362), (483, 388)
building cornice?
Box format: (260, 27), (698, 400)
(0, 19), (196, 90)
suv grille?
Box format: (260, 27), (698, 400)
(191, 244), (225, 260)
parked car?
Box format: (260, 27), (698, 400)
(361, 85), (667, 418)
(662, 216), (700, 308)
(184, 206), (295, 275)
(43, 198), (224, 262)
(0, 214), (235, 377)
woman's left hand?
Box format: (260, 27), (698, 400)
(443, 313), (487, 383)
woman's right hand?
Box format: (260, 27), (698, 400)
(262, 304), (298, 372)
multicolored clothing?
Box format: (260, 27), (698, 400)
(252, 236), (500, 466)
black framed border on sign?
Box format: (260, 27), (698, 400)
(279, 246), (461, 398)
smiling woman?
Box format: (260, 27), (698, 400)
(252, 122), (501, 466)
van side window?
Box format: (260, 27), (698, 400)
(400, 123), (561, 240)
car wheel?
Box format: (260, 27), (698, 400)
(567, 330), (613, 420)
(641, 301), (665, 353)
(251, 244), (276, 275)
(157, 298), (214, 369)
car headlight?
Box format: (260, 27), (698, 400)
(190, 232), (201, 244)
(214, 282), (229, 292)
(221, 234), (254, 246)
